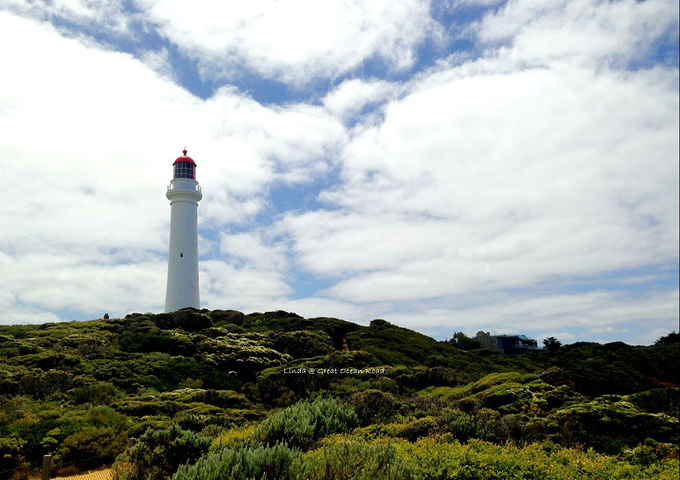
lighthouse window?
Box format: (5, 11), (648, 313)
(174, 162), (195, 179)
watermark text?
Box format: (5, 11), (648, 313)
(283, 367), (385, 375)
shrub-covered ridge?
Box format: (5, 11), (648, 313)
(1, 310), (677, 479)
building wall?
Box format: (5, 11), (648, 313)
(476, 331), (501, 352)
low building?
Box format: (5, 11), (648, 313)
(476, 331), (540, 353)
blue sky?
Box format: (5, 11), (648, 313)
(0, 0), (678, 345)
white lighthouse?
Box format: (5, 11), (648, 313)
(164, 149), (202, 312)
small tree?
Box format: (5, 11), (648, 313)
(543, 337), (562, 352)
(448, 332), (480, 350)
(655, 331), (679, 345)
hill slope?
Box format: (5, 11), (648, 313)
(1, 309), (678, 479)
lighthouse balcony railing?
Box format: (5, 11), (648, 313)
(167, 182), (201, 194)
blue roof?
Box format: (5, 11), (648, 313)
(493, 334), (534, 341)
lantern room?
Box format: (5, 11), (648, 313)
(173, 149), (197, 179)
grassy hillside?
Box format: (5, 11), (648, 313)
(1, 309), (678, 479)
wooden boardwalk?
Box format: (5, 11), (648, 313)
(28, 468), (113, 480)
(56, 469), (112, 480)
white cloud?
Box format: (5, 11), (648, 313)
(200, 260), (293, 313)
(220, 231), (288, 272)
(275, 3), (678, 342)
(0, 247), (167, 318)
(475, 0), (679, 68)
(0, 0), (130, 34)
(0, 290), (62, 325)
(280, 64), (678, 306)
(0, 11), (346, 322)
(385, 289), (679, 344)
(322, 78), (399, 122)
(0, 2), (677, 346)
(140, 47), (176, 80)
(134, 0), (440, 83)
(455, 0), (504, 5)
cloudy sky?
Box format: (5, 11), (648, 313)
(0, 0), (677, 345)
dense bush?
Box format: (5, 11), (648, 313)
(71, 382), (124, 405)
(655, 332), (679, 345)
(251, 397), (358, 450)
(211, 425), (257, 452)
(196, 333), (292, 376)
(268, 330), (334, 358)
(0, 435), (26, 477)
(551, 397), (680, 453)
(397, 417), (439, 442)
(56, 426), (127, 472)
(173, 436), (679, 480)
(628, 388), (680, 417)
(206, 310), (246, 327)
(301, 440), (416, 480)
(118, 326), (196, 356)
(441, 409), (477, 442)
(398, 437), (680, 480)
(172, 443), (302, 480)
(152, 310), (212, 332)
(112, 425), (211, 480)
(349, 389), (400, 426)
(544, 341), (679, 397)
(172, 441), (416, 480)
(1, 401), (128, 475)
(245, 356), (387, 407)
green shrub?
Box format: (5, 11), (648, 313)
(71, 382), (124, 405)
(349, 390), (400, 426)
(397, 417), (438, 442)
(0, 435), (27, 475)
(400, 437), (680, 480)
(210, 425), (257, 452)
(622, 439), (679, 466)
(208, 310), (246, 326)
(197, 334), (292, 376)
(322, 350), (381, 369)
(86, 405), (128, 432)
(152, 310), (212, 332)
(442, 409), (477, 442)
(118, 327), (196, 356)
(57, 426), (127, 471)
(159, 388), (252, 409)
(112, 425), (211, 480)
(546, 342), (679, 397)
(628, 388), (680, 417)
(552, 398), (680, 453)
(655, 332), (679, 345)
(472, 408), (504, 443)
(301, 440), (416, 480)
(172, 443), (302, 480)
(173, 441), (416, 480)
(269, 331), (334, 358)
(543, 384), (580, 410)
(406, 394), (448, 417)
(251, 397), (358, 450)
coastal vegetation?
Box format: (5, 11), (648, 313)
(1, 309), (678, 479)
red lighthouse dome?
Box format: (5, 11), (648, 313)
(174, 149), (196, 166)
(173, 149), (197, 179)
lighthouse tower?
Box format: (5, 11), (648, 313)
(164, 149), (202, 312)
